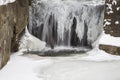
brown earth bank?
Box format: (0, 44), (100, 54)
(0, 0), (29, 69)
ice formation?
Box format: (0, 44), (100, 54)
(28, 0), (105, 51)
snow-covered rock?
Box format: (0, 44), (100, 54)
(99, 32), (120, 55)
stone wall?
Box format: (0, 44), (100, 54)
(99, 0), (120, 55)
(0, 0), (29, 69)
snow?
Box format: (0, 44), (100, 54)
(41, 59), (120, 80)
(104, 19), (111, 26)
(106, 3), (114, 15)
(117, 7), (120, 11)
(0, 0), (15, 6)
(0, 52), (52, 80)
(112, 0), (117, 5)
(0, 47), (120, 80)
(104, 21), (111, 26)
(107, 10), (113, 14)
(99, 32), (120, 47)
(80, 48), (120, 61)
(115, 21), (119, 25)
(19, 27), (46, 53)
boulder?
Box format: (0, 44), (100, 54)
(99, 44), (120, 55)
(0, 0), (29, 69)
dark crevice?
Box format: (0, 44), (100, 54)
(11, 26), (18, 52)
(70, 17), (80, 47)
(80, 21), (88, 46)
(63, 29), (69, 46)
(38, 24), (44, 40)
(44, 14), (58, 49)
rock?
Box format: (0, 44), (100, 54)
(11, 0), (29, 52)
(99, 0), (120, 55)
(99, 44), (120, 55)
(0, 0), (29, 69)
(104, 0), (120, 37)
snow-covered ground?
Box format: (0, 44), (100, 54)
(0, 0), (15, 6)
(0, 49), (120, 80)
(0, 52), (52, 80)
(99, 32), (120, 47)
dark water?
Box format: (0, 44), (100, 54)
(24, 47), (91, 56)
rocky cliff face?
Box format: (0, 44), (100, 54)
(0, 0), (29, 69)
(99, 0), (120, 55)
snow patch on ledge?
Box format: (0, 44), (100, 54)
(0, 0), (15, 6)
(99, 32), (120, 47)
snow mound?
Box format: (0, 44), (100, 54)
(0, 0), (15, 6)
(19, 27), (46, 53)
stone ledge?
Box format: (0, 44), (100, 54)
(99, 44), (120, 55)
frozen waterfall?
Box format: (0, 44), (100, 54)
(28, 0), (105, 52)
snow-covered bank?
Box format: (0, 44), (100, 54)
(99, 33), (120, 47)
(0, 0), (15, 6)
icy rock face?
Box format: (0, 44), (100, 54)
(29, 0), (105, 49)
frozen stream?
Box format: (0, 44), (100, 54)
(1, 49), (120, 80)
(40, 59), (120, 80)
